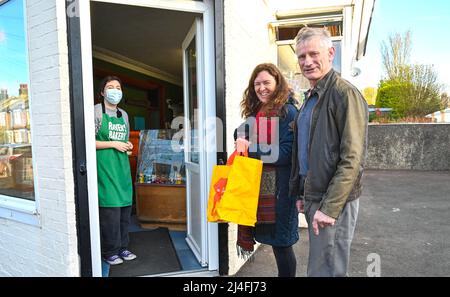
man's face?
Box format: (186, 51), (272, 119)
(296, 36), (335, 87)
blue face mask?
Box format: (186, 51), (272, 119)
(105, 89), (123, 105)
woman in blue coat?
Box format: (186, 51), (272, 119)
(234, 63), (299, 277)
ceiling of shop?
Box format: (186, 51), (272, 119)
(90, 2), (199, 82)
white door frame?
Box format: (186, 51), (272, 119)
(78, 0), (218, 276)
(182, 18), (208, 265)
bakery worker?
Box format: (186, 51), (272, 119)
(95, 75), (137, 266)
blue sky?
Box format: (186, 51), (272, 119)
(0, 0), (29, 97)
(353, 0), (450, 93)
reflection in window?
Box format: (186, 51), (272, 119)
(186, 38), (199, 164)
(277, 43), (308, 104)
(332, 40), (342, 74)
(276, 18), (343, 105)
(276, 21), (343, 41)
(0, 0), (34, 200)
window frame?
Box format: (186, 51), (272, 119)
(273, 12), (345, 102)
(0, 0), (40, 226)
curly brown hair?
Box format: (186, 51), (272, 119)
(240, 63), (291, 118)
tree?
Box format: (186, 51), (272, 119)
(376, 80), (408, 119)
(441, 93), (449, 109)
(381, 31), (411, 81)
(377, 31), (443, 118)
(406, 64), (441, 116)
(362, 87), (377, 106)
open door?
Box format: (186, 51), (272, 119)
(75, 0), (217, 275)
(182, 18), (208, 266)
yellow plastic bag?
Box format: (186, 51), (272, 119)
(207, 151), (263, 226)
(207, 165), (231, 223)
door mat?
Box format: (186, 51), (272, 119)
(109, 227), (182, 277)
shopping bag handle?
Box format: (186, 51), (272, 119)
(227, 150), (248, 165)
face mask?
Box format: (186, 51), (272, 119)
(105, 89), (123, 105)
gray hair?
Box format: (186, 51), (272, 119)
(295, 27), (333, 50)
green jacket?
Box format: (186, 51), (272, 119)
(289, 69), (369, 219)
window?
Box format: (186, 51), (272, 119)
(273, 14), (344, 104)
(0, 0), (34, 201)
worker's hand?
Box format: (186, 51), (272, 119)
(312, 210), (336, 236)
(114, 141), (131, 153)
(126, 141), (133, 151)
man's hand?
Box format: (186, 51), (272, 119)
(312, 210), (336, 235)
(296, 199), (304, 213)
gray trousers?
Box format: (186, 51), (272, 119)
(304, 199), (359, 277)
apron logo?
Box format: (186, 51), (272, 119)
(108, 122), (127, 141)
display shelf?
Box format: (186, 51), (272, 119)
(135, 129), (187, 230)
(136, 129), (185, 185)
(135, 182), (185, 188)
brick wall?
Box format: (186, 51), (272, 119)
(0, 0), (79, 276)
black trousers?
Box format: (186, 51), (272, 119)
(99, 206), (132, 258)
(272, 245), (297, 277)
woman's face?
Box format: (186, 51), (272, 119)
(253, 70), (277, 104)
(102, 80), (122, 96)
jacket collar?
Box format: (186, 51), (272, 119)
(308, 69), (337, 98)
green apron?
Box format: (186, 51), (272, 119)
(96, 112), (132, 207)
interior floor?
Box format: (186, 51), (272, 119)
(101, 215), (201, 277)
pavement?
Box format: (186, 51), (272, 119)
(234, 170), (450, 277)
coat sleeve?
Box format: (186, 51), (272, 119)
(319, 87), (368, 219)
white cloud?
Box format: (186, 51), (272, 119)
(0, 30), (5, 43)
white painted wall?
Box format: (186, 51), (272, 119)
(223, 0), (277, 276)
(0, 0), (79, 276)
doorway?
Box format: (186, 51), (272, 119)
(85, 0), (218, 277)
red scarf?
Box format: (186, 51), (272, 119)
(255, 110), (278, 144)
(237, 108), (279, 258)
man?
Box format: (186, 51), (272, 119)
(289, 27), (368, 277)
